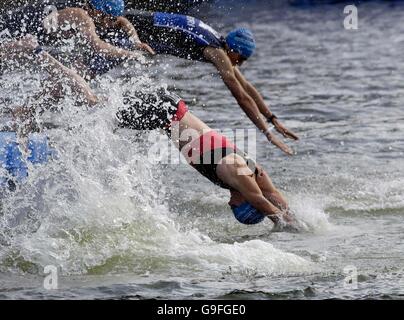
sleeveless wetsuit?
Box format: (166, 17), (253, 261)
(116, 91), (257, 190)
(127, 11), (226, 62)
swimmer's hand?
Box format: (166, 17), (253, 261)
(272, 118), (299, 141)
(272, 211), (305, 233)
(265, 131), (294, 156)
(135, 42), (156, 56)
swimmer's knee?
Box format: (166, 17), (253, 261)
(221, 153), (245, 168)
(230, 155), (254, 176)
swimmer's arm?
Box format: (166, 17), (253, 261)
(58, 8), (142, 61)
(115, 17), (141, 43)
(0, 36), (97, 105)
(11, 51), (98, 132)
(234, 67), (299, 141)
(204, 48), (269, 134)
(204, 48), (293, 155)
(115, 17), (156, 55)
(37, 51), (99, 106)
(234, 67), (274, 120)
(0, 36), (39, 60)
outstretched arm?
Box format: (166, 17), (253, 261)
(204, 47), (267, 132)
(234, 67), (299, 141)
(38, 50), (99, 106)
(204, 47), (293, 155)
(6, 40), (99, 136)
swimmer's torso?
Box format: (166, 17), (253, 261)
(128, 11), (226, 62)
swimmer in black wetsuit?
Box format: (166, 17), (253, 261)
(116, 90), (302, 231)
(126, 11), (299, 155)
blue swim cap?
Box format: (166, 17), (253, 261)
(226, 28), (256, 59)
(89, 0), (125, 17)
(1, 132), (56, 190)
(231, 202), (265, 225)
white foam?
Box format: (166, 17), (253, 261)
(288, 193), (333, 234)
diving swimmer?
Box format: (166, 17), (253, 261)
(116, 90), (300, 230)
(126, 11), (299, 155)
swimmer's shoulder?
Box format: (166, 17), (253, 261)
(56, 7), (92, 22)
(203, 46), (227, 63)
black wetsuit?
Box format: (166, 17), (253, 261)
(126, 11), (226, 62)
(116, 89), (183, 132)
